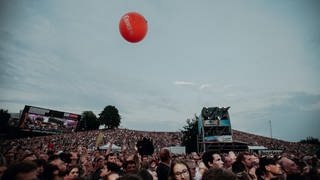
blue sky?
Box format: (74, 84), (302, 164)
(0, 0), (319, 142)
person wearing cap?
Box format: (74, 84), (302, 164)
(256, 156), (283, 180)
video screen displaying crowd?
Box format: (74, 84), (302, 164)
(0, 128), (319, 180)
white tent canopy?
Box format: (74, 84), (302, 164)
(99, 143), (121, 151)
(248, 145), (267, 150)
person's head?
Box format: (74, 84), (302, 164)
(33, 158), (46, 177)
(124, 160), (137, 174)
(231, 160), (246, 174)
(251, 154), (260, 168)
(1, 160), (38, 180)
(184, 159), (196, 178)
(202, 151), (224, 169)
(228, 151), (237, 164)
(190, 152), (201, 163)
(70, 151), (79, 165)
(42, 163), (60, 180)
(169, 160), (191, 180)
(137, 169), (153, 180)
(236, 152), (253, 169)
(159, 148), (171, 163)
(279, 157), (300, 175)
(106, 172), (120, 180)
(142, 155), (149, 162)
(257, 157), (283, 179)
(106, 153), (117, 163)
(22, 152), (37, 161)
(105, 162), (121, 174)
(94, 156), (105, 169)
(202, 168), (237, 180)
(48, 154), (67, 174)
(66, 165), (82, 178)
(39, 153), (49, 161)
(223, 156), (233, 169)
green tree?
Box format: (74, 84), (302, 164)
(181, 114), (199, 153)
(77, 111), (99, 131)
(299, 136), (320, 144)
(99, 105), (121, 129)
(0, 109), (10, 132)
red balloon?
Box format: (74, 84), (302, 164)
(119, 12), (148, 43)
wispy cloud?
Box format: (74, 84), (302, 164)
(199, 83), (211, 90)
(173, 81), (195, 86)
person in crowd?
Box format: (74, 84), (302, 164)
(233, 152), (257, 180)
(0, 154), (7, 179)
(140, 158), (158, 180)
(41, 163), (60, 180)
(256, 156), (283, 180)
(228, 151), (237, 165)
(185, 159), (197, 179)
(124, 160), (138, 174)
(91, 156), (105, 180)
(137, 168), (154, 180)
(64, 165), (82, 179)
(33, 158), (46, 179)
(202, 168), (237, 180)
(1, 160), (38, 180)
(279, 157), (302, 180)
(105, 172), (120, 180)
(202, 151), (224, 169)
(223, 155), (234, 169)
(22, 151), (37, 161)
(168, 160), (192, 180)
(190, 152), (201, 166)
(48, 154), (68, 177)
(69, 151), (80, 166)
(156, 148), (171, 180)
(196, 161), (207, 180)
(106, 153), (117, 164)
(80, 155), (94, 179)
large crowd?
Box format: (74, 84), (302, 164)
(0, 128), (319, 180)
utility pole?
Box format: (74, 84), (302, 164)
(269, 120), (273, 139)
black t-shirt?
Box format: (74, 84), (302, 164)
(156, 162), (170, 180)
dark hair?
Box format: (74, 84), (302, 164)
(106, 152), (116, 159)
(124, 160), (136, 169)
(106, 162), (121, 173)
(67, 164), (83, 177)
(59, 152), (71, 164)
(0, 153), (7, 166)
(231, 160), (246, 174)
(33, 158), (46, 167)
(136, 138), (154, 156)
(2, 160), (37, 180)
(118, 174), (142, 180)
(159, 148), (170, 162)
(42, 164), (60, 180)
(202, 168), (237, 180)
(236, 152), (251, 162)
(202, 151), (215, 168)
(48, 154), (60, 163)
(137, 169), (153, 180)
